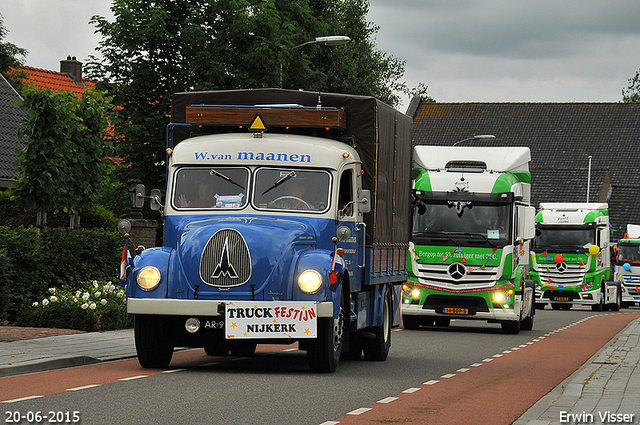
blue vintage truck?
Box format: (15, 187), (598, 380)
(121, 89), (412, 372)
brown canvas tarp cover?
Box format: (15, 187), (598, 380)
(171, 88), (412, 247)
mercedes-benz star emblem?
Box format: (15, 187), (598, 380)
(448, 262), (467, 280)
(556, 262), (567, 273)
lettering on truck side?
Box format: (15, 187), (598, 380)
(193, 152), (312, 162)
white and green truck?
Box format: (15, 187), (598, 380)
(614, 224), (640, 307)
(531, 203), (621, 311)
(403, 146), (536, 334)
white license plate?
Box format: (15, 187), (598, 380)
(225, 301), (318, 339)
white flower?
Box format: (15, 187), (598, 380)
(42, 299), (49, 306)
(50, 296), (58, 302)
(32, 302), (39, 307)
(100, 299), (107, 305)
(48, 287), (56, 294)
(94, 291), (101, 298)
(81, 303), (89, 309)
(117, 290), (125, 297)
(76, 290), (81, 297)
(89, 303), (96, 310)
(82, 293), (90, 300)
(73, 298), (78, 303)
(93, 280), (99, 288)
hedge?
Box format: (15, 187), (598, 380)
(0, 226), (124, 323)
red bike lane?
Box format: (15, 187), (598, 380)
(333, 312), (640, 425)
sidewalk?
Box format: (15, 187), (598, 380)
(1, 319), (639, 424)
(0, 328), (136, 378)
(514, 317), (640, 425)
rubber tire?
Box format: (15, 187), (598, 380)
(501, 320), (521, 334)
(610, 284), (622, 312)
(592, 291), (604, 311)
(521, 290), (535, 331)
(307, 290), (344, 373)
(363, 290), (392, 361)
(134, 315), (174, 368)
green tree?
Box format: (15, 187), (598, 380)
(0, 13), (28, 91)
(12, 86), (113, 229)
(87, 0), (416, 194)
(622, 68), (640, 102)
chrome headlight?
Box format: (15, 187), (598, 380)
(298, 270), (322, 294)
(137, 266), (162, 291)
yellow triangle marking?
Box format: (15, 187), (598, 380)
(249, 114), (266, 131)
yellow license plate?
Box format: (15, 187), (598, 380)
(443, 307), (468, 315)
(553, 297), (569, 301)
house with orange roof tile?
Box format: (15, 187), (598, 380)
(1, 57), (96, 188)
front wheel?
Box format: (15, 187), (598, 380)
(609, 284), (622, 312)
(307, 291), (344, 373)
(363, 289), (392, 361)
(501, 320), (521, 334)
(134, 315), (174, 368)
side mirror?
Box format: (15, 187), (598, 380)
(135, 184), (146, 209)
(517, 206), (536, 240)
(150, 189), (163, 212)
(358, 189), (371, 214)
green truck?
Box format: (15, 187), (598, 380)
(613, 224), (640, 308)
(403, 146), (536, 334)
(531, 202), (621, 311)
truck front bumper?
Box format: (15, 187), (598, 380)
(535, 288), (602, 305)
(127, 298), (335, 318)
(401, 304), (520, 322)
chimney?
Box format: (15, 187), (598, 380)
(60, 56), (84, 85)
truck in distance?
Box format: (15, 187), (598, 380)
(403, 146), (536, 334)
(531, 203), (621, 311)
(613, 224), (640, 308)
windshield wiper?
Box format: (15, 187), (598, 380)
(262, 171), (296, 195)
(210, 169), (245, 189)
(420, 231), (460, 247)
(447, 232), (497, 248)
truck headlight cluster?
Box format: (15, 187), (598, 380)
(298, 270), (322, 294)
(137, 266), (162, 291)
(585, 281), (594, 290)
(492, 289), (513, 305)
(402, 284), (420, 298)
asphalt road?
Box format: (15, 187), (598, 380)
(2, 308), (634, 425)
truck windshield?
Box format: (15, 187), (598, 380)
(617, 244), (640, 265)
(173, 167), (249, 209)
(412, 202), (512, 247)
(253, 168), (331, 212)
(533, 226), (596, 252)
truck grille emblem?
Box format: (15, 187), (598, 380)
(448, 262), (466, 281)
(212, 238), (239, 279)
(556, 262), (567, 273)
(200, 229), (251, 287)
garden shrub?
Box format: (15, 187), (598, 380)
(0, 226), (125, 324)
(16, 280), (133, 332)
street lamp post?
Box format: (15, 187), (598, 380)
(453, 134), (496, 146)
(280, 36), (351, 89)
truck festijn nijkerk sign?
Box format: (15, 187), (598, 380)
(225, 301), (318, 339)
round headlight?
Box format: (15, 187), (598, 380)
(298, 270), (322, 294)
(137, 266), (162, 291)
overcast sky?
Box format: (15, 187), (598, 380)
(4, 0), (640, 112)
